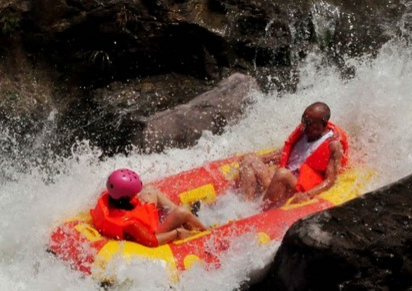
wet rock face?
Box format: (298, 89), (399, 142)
(24, 0), (313, 91)
(140, 72), (258, 152)
(78, 74), (216, 155)
(259, 174), (412, 291)
(19, 0), (406, 89)
(0, 0), (408, 156)
(81, 72), (257, 155)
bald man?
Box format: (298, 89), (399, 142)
(239, 102), (349, 209)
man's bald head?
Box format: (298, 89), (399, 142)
(305, 102), (331, 123)
(301, 102), (331, 141)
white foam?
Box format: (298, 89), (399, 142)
(1, 39), (412, 290)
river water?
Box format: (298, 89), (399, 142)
(1, 38), (412, 290)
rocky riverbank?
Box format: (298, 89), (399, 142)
(251, 173), (412, 291)
(0, 0), (408, 159)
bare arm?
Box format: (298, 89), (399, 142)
(156, 189), (178, 214)
(125, 224), (187, 246)
(292, 140), (343, 202)
(139, 185), (177, 214)
(142, 185), (207, 233)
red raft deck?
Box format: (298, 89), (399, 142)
(48, 152), (372, 283)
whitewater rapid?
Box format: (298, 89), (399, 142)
(1, 40), (412, 291)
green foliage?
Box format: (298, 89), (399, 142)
(1, 15), (21, 35)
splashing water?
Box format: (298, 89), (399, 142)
(1, 39), (412, 290)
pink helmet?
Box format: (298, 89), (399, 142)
(106, 169), (143, 200)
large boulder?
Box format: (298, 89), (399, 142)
(139, 72), (258, 152)
(256, 173), (412, 291)
(84, 72), (258, 154)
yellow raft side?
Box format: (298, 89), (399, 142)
(282, 167), (375, 210)
(319, 167), (375, 205)
(93, 241), (178, 282)
(179, 184), (216, 205)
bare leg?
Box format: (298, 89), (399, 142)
(263, 167), (297, 209)
(157, 206), (207, 233)
(239, 154), (273, 200)
(239, 159), (258, 200)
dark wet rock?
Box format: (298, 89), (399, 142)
(22, 0), (313, 92)
(3, 0), (408, 94)
(17, 0), (407, 90)
(140, 72), (258, 152)
(69, 73), (216, 155)
(254, 174), (412, 291)
(0, 0), (408, 157)
(79, 72), (258, 155)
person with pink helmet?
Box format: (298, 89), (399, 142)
(91, 169), (208, 247)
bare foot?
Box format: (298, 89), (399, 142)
(176, 228), (193, 240)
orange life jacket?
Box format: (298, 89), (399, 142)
(90, 191), (159, 247)
(279, 122), (349, 192)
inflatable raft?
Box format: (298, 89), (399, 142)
(48, 151), (373, 283)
